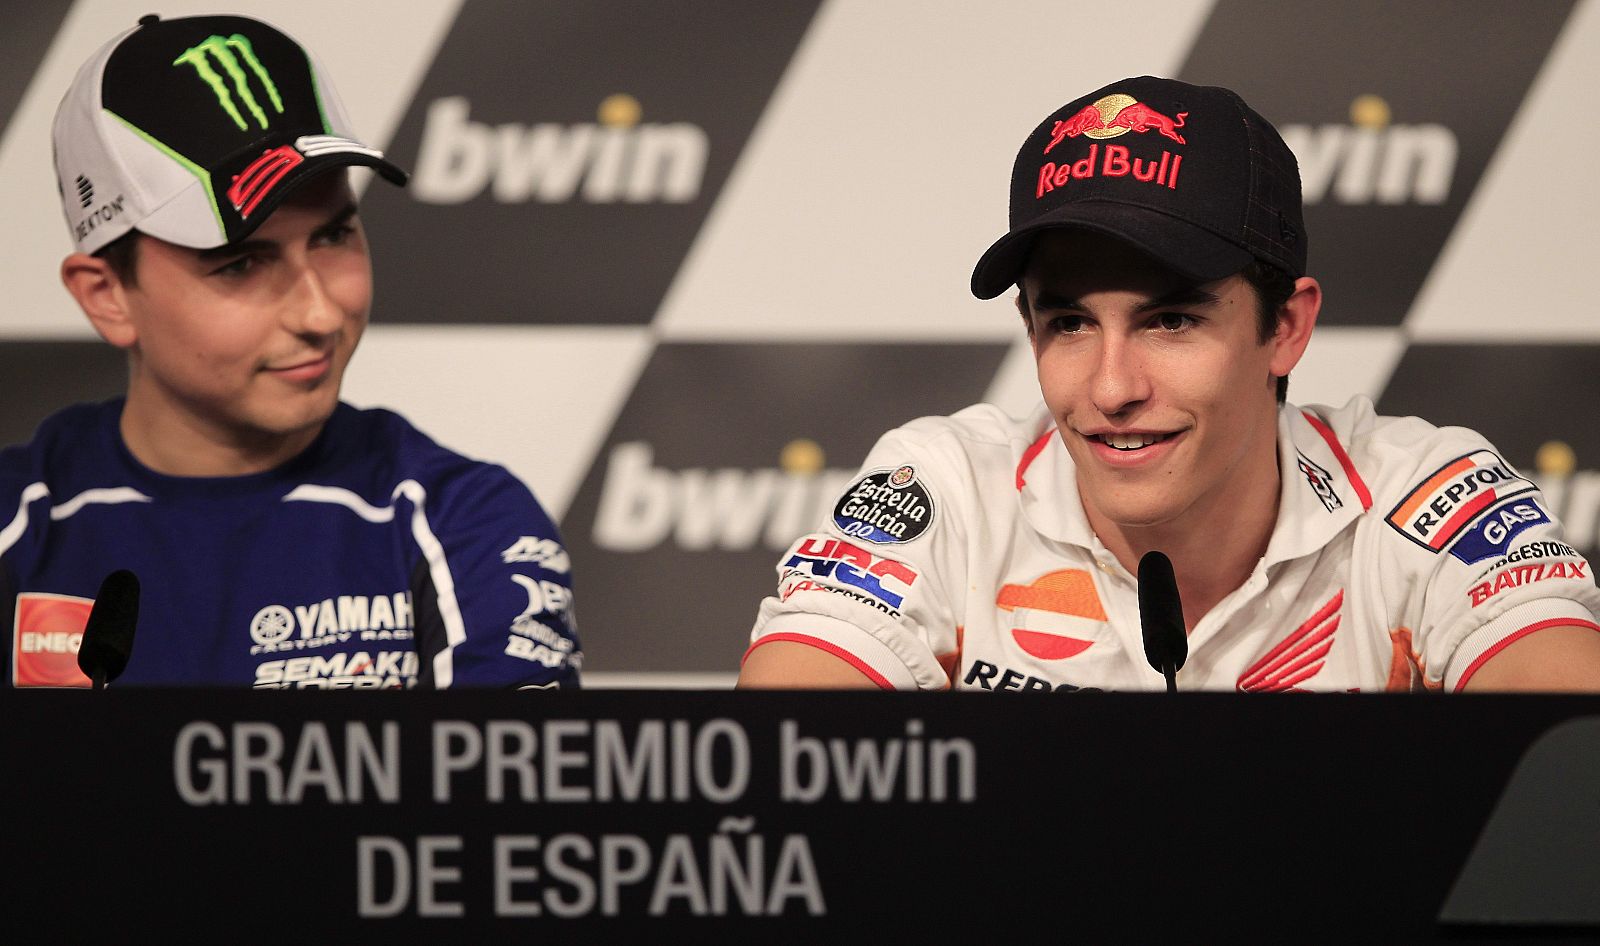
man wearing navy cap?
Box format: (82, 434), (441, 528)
(0, 14), (580, 688)
(740, 76), (1600, 692)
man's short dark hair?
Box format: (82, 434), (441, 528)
(1239, 260), (1297, 403)
(94, 229), (140, 287)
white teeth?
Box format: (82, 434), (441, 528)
(1102, 433), (1164, 450)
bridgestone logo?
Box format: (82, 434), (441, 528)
(174, 34), (283, 131)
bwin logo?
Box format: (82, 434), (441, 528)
(1279, 95), (1456, 205)
(174, 33), (284, 132)
(592, 440), (857, 553)
(412, 93), (708, 204)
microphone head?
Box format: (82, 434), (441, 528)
(1137, 550), (1188, 675)
(77, 569), (140, 685)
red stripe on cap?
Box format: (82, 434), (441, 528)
(742, 633), (896, 690)
(1452, 619), (1600, 692)
(1301, 410), (1371, 511)
(1016, 429), (1054, 491)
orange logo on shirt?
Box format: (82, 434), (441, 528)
(13, 593), (93, 688)
(997, 570), (1106, 660)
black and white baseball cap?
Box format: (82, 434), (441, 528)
(970, 76), (1306, 299)
(53, 13), (407, 255)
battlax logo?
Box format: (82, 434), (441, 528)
(173, 34), (284, 131)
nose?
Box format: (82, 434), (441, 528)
(284, 262), (345, 338)
(1089, 333), (1151, 417)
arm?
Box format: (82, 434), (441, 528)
(1458, 622), (1600, 692)
(738, 639), (882, 689)
(411, 464), (581, 689)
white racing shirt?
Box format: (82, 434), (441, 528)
(748, 397), (1600, 692)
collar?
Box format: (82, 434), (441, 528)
(1262, 404), (1369, 566)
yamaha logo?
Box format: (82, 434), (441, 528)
(250, 605), (295, 645)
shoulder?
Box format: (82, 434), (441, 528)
(0, 400), (122, 492)
(324, 403), (541, 497)
(1298, 397), (1562, 567)
(1293, 396), (1510, 513)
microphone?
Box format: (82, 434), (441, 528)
(1137, 551), (1187, 693)
(77, 569), (140, 690)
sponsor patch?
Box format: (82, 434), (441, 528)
(1448, 498), (1551, 564)
(831, 466), (935, 545)
(1468, 560), (1588, 608)
(1386, 450), (1536, 553)
(253, 650), (418, 689)
(780, 535), (918, 612)
(1297, 450), (1343, 513)
(248, 592), (414, 655)
(12, 593), (93, 688)
(501, 536), (571, 572)
(996, 570), (1106, 661)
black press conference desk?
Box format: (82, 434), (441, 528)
(4, 689), (1598, 944)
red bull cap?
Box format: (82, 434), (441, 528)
(970, 75), (1306, 299)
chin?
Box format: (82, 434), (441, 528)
(1094, 493), (1187, 530)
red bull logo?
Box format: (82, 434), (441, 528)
(1043, 93), (1188, 154)
(1035, 143), (1184, 198)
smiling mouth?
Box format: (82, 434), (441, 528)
(269, 353), (331, 371)
(1092, 432), (1176, 451)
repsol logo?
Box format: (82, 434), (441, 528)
(592, 441), (856, 553)
(1279, 95), (1456, 205)
(412, 94), (708, 204)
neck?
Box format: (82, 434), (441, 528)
(118, 392), (322, 478)
(1090, 454), (1282, 634)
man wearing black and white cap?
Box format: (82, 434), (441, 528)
(0, 14), (580, 688)
(740, 76), (1600, 692)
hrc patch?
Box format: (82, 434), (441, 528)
(779, 535), (919, 612)
(831, 465), (935, 544)
(1448, 497), (1551, 564)
(1386, 450), (1536, 553)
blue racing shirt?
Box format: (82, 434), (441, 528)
(1, 399), (580, 688)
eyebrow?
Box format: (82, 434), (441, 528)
(1030, 284), (1224, 312)
(197, 202), (359, 260)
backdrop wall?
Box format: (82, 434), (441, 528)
(4, 0), (1596, 685)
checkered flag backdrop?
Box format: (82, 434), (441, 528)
(3, 0), (1597, 685)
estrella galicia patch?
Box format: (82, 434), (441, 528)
(1449, 497), (1552, 564)
(831, 465), (936, 544)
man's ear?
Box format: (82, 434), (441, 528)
(1268, 276), (1321, 378)
(60, 252), (137, 349)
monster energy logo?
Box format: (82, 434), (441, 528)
(173, 34), (284, 132)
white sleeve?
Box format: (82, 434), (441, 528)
(1377, 439), (1600, 690)
(747, 423), (975, 690)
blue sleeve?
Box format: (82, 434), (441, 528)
(408, 463), (582, 689)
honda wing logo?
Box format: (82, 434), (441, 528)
(174, 34), (284, 131)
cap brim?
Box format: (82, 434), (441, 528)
(140, 150), (408, 250)
(969, 201), (1255, 299)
